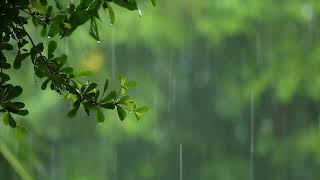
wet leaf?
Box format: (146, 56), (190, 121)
(67, 99), (81, 118)
(96, 108), (105, 123)
(117, 106), (127, 121)
(89, 17), (100, 41)
(107, 3), (115, 25)
(8, 113), (16, 128)
(101, 91), (117, 103)
(103, 78), (109, 94)
(113, 0), (138, 10)
(48, 41), (57, 58)
(117, 95), (130, 104)
(101, 102), (115, 110)
(84, 83), (97, 93)
(14, 51), (29, 69)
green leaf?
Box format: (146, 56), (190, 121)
(14, 51), (29, 69)
(120, 86), (126, 95)
(41, 26), (47, 37)
(96, 108), (105, 123)
(86, 0), (100, 11)
(124, 80), (136, 88)
(0, 72), (10, 82)
(84, 83), (97, 93)
(48, 15), (64, 38)
(8, 113), (16, 128)
(134, 112), (141, 121)
(0, 43), (13, 50)
(40, 0), (47, 6)
(117, 106), (127, 121)
(67, 99), (81, 118)
(15, 110), (29, 116)
(2, 102), (25, 111)
(100, 91), (117, 103)
(3, 113), (9, 125)
(67, 107), (79, 118)
(41, 79), (50, 90)
(107, 2), (115, 25)
(103, 78), (109, 94)
(16, 126), (28, 138)
(101, 102), (115, 110)
(120, 76), (126, 85)
(89, 17), (100, 41)
(135, 106), (149, 113)
(0, 61), (11, 69)
(48, 41), (57, 59)
(150, 0), (156, 6)
(117, 95), (130, 104)
(113, 0), (138, 10)
(60, 67), (74, 74)
(3, 86), (23, 101)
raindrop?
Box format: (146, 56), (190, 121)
(50, 141), (57, 180)
(168, 55), (173, 112)
(113, 150), (118, 180)
(256, 30), (262, 64)
(47, 36), (51, 39)
(138, 9), (142, 17)
(97, 40), (101, 44)
(111, 28), (117, 78)
(249, 91), (255, 180)
(318, 113), (320, 136)
(179, 144), (183, 180)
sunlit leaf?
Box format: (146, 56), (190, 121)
(134, 112), (141, 121)
(120, 76), (126, 86)
(124, 80), (136, 88)
(76, 70), (95, 77)
(135, 106), (149, 113)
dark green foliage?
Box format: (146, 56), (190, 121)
(0, 0), (155, 129)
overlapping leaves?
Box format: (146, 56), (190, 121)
(0, 0), (155, 133)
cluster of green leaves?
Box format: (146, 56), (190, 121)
(0, 0), (155, 131)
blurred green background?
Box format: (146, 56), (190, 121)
(1, 0), (320, 179)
